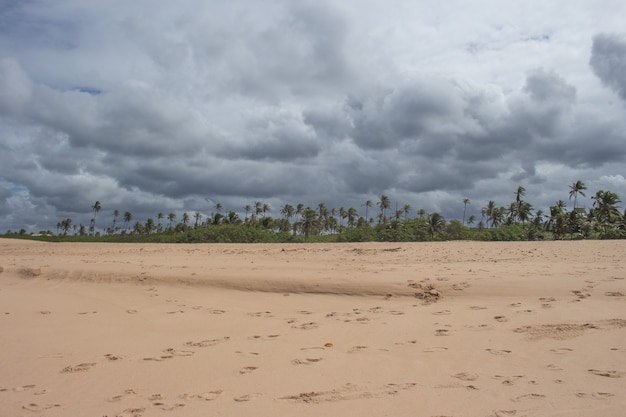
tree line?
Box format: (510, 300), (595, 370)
(5, 181), (625, 242)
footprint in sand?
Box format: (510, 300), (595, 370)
(249, 311), (274, 318)
(22, 403), (61, 412)
(61, 363), (96, 373)
(105, 353), (125, 361)
(576, 392), (614, 399)
(453, 372), (479, 381)
(118, 406), (146, 417)
(13, 385), (37, 392)
(233, 393), (262, 402)
(239, 366), (258, 375)
(144, 348), (194, 361)
(292, 322), (319, 330)
(185, 337), (231, 347)
(348, 345), (368, 353)
(292, 358), (323, 365)
(494, 410), (518, 417)
(549, 348), (573, 354)
(433, 310), (451, 315)
(156, 403), (185, 411)
(180, 390), (223, 401)
(493, 375), (525, 385)
(435, 329), (450, 336)
(248, 335), (280, 341)
(605, 291), (624, 297)
(512, 393), (546, 402)
(108, 389), (139, 403)
(486, 349), (512, 355)
(587, 369), (624, 378)
(494, 316), (509, 322)
(423, 347), (448, 353)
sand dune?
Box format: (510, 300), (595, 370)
(1, 238), (625, 416)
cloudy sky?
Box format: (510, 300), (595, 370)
(1, 0), (626, 233)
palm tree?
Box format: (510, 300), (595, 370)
(254, 201), (263, 221)
(243, 204), (252, 220)
(482, 201), (495, 227)
(467, 215), (475, 229)
(280, 204), (294, 219)
(402, 204), (411, 220)
(167, 212), (177, 229)
(157, 212), (164, 230)
(363, 200), (373, 223)
(91, 200), (101, 234)
(569, 180), (587, 210)
(123, 211), (133, 232)
(592, 190), (622, 237)
(347, 207), (358, 228)
(338, 207), (347, 227)
(225, 211), (242, 225)
(145, 218), (155, 234)
(518, 201), (533, 224)
(378, 195), (390, 224)
(490, 206), (505, 228)
(194, 212), (203, 228)
(61, 218), (72, 236)
(300, 208), (320, 239)
(112, 210), (120, 232)
(182, 212), (190, 225)
(296, 203), (304, 222)
(462, 198), (470, 225)
(428, 213), (446, 239)
(417, 208), (427, 219)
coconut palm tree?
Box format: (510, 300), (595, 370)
(112, 210), (120, 232)
(482, 200), (496, 227)
(194, 212), (203, 229)
(402, 204), (411, 220)
(123, 211), (133, 232)
(568, 180), (587, 210)
(428, 213), (446, 239)
(91, 201), (101, 234)
(592, 190), (622, 237)
(300, 208), (321, 239)
(378, 195), (391, 224)
(347, 207), (358, 228)
(467, 215), (475, 229)
(167, 212), (176, 230)
(145, 218), (155, 234)
(338, 207), (347, 227)
(363, 200), (373, 222)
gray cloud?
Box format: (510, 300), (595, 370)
(590, 33), (626, 101)
(1, 1), (626, 232)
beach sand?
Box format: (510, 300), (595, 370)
(0, 238), (625, 416)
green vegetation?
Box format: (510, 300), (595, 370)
(3, 182), (625, 243)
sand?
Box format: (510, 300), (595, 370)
(0, 238), (625, 417)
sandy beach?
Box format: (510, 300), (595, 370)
(0, 238), (625, 416)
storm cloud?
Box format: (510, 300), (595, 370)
(1, 1), (625, 232)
